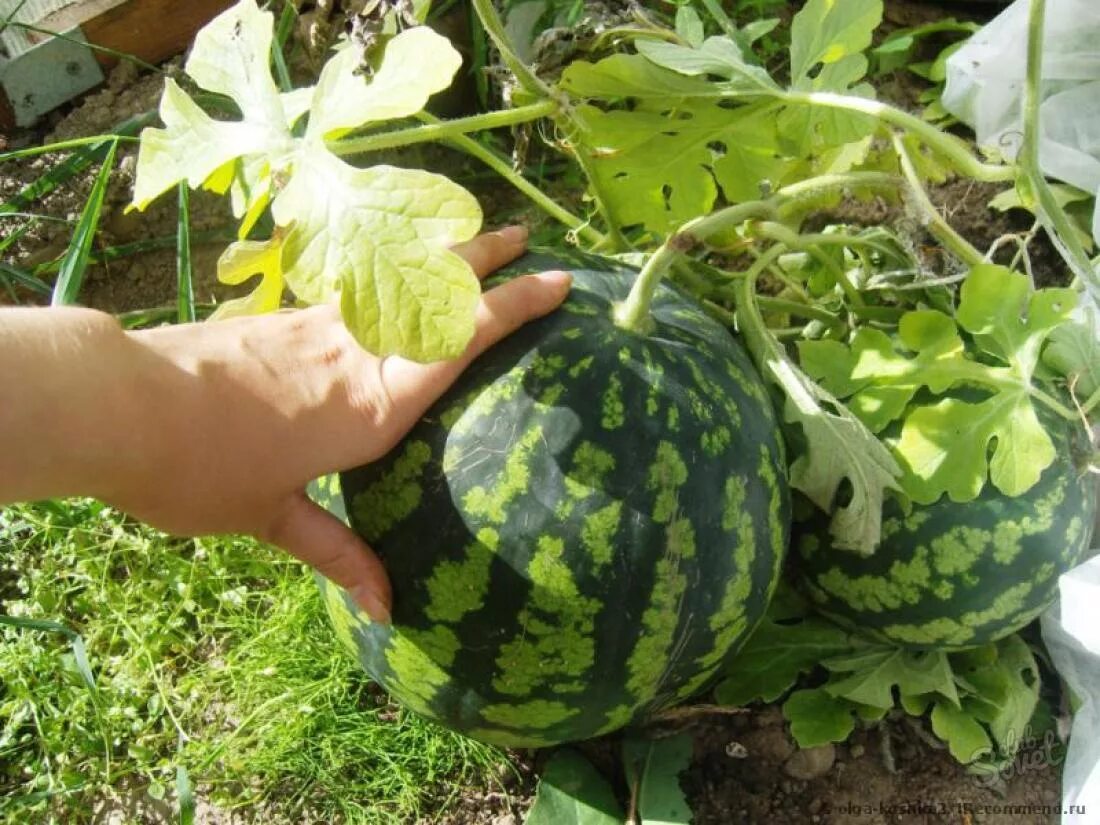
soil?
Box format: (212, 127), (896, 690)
(0, 1), (1075, 823)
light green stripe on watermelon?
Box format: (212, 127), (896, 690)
(582, 502), (622, 570)
(322, 578), (367, 656)
(532, 353), (566, 378)
(423, 528), (499, 624)
(462, 426), (544, 524)
(667, 405), (679, 431)
(384, 626), (460, 716)
(817, 548), (932, 612)
(595, 703), (635, 737)
(677, 477), (757, 700)
(480, 699), (579, 730)
(568, 355), (595, 378)
(648, 442), (688, 523)
(682, 356), (741, 427)
(882, 580), (1037, 646)
(930, 527), (990, 576)
(758, 444), (787, 581)
(625, 518), (696, 700)
(642, 347), (664, 417)
(491, 536), (601, 697)
(724, 356), (768, 405)
(601, 373), (625, 430)
(443, 364), (526, 436)
(701, 426), (732, 457)
(351, 440), (431, 537)
(559, 441), (617, 519)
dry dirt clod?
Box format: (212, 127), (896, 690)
(783, 744), (836, 781)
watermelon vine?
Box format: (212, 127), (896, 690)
(133, 0), (1097, 791)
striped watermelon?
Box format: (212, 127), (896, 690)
(322, 248), (789, 747)
(794, 417), (1097, 650)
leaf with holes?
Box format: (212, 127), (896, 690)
(130, 0), (481, 361)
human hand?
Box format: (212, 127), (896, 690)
(107, 226), (569, 620)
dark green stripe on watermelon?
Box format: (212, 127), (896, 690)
(327, 248), (789, 747)
(794, 418), (1097, 650)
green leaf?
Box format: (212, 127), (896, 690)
(952, 636), (1039, 757)
(823, 648), (960, 710)
(799, 265), (1077, 503)
(783, 688), (855, 748)
(957, 265), (1076, 378)
(931, 700), (993, 764)
(635, 36), (777, 91)
(781, 0), (882, 150)
(623, 733), (693, 825)
(306, 29), (462, 140)
(209, 237), (285, 320)
(570, 98), (796, 234)
(741, 276), (901, 553)
(714, 600), (851, 706)
(674, 6), (704, 48)
(789, 0), (882, 88)
(525, 750), (624, 825)
(276, 152), (482, 361)
(1043, 317), (1100, 398)
(560, 53), (723, 99)
(783, 383), (903, 555)
(896, 393), (1056, 503)
(131, 0), (480, 362)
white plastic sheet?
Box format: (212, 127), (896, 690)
(1041, 555), (1100, 824)
(941, 0), (1100, 244)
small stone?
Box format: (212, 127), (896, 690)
(492, 815), (516, 825)
(784, 744), (836, 781)
(850, 743), (865, 759)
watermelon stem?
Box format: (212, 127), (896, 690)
(613, 172), (903, 334)
(329, 102), (559, 157)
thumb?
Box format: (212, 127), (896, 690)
(264, 492), (392, 622)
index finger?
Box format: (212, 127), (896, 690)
(452, 225), (529, 278)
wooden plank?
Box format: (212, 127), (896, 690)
(1, 0), (233, 131)
(44, 0), (235, 67)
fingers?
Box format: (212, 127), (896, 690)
(451, 225), (530, 279)
(379, 269), (572, 429)
(264, 492), (392, 622)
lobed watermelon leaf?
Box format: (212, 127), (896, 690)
(622, 733), (693, 825)
(713, 589), (852, 706)
(931, 701), (994, 764)
(558, 0), (886, 235)
(783, 688), (857, 748)
(130, 0), (483, 362)
(822, 648), (960, 710)
(525, 751), (624, 825)
(801, 264), (1078, 503)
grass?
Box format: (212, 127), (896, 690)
(0, 499), (511, 824)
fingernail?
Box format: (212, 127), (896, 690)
(534, 269), (572, 292)
(351, 584), (391, 624)
(497, 224), (529, 244)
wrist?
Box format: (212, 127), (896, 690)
(0, 307), (141, 503)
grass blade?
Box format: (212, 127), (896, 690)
(31, 228), (235, 276)
(176, 184), (195, 323)
(51, 139), (119, 306)
(0, 112), (152, 215)
(272, 2), (297, 93)
(0, 262), (51, 297)
(0, 615), (97, 693)
(176, 761), (195, 825)
(116, 304), (215, 329)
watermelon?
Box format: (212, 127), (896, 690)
(321, 248), (789, 747)
(794, 417), (1097, 650)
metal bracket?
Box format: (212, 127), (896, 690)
(0, 26), (104, 128)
